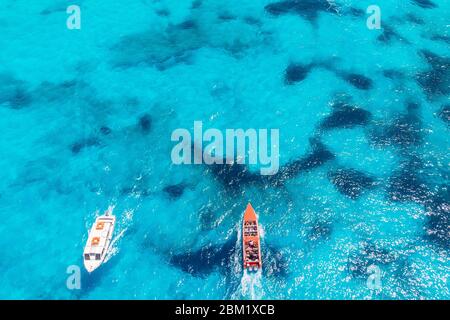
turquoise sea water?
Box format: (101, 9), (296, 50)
(0, 0), (448, 299)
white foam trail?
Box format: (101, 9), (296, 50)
(105, 205), (115, 216)
(241, 269), (264, 300)
(104, 208), (134, 263)
(233, 223), (242, 275)
(230, 222), (264, 300)
(104, 229), (125, 263)
(259, 223), (265, 239)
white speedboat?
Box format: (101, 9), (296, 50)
(83, 209), (116, 273)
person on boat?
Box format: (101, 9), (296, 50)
(249, 252), (258, 261)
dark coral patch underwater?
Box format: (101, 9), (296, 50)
(328, 169), (377, 199)
(424, 187), (450, 248)
(163, 183), (186, 200)
(70, 137), (101, 154)
(320, 104), (372, 130)
(0, 73), (33, 109)
(265, 0), (338, 23)
(137, 114), (152, 134)
(169, 236), (288, 278)
(340, 73), (373, 90)
(416, 50), (450, 98)
(200, 138), (335, 189)
(377, 25), (409, 44)
(274, 140), (335, 184)
(347, 242), (397, 279)
(370, 105), (423, 147)
(387, 156), (430, 204)
(438, 105), (450, 123)
(284, 63), (314, 85)
(412, 0), (437, 9)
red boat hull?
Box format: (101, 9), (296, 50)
(242, 203), (262, 271)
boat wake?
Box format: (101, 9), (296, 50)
(240, 269), (264, 300)
(259, 223), (265, 239)
(230, 220), (264, 300)
(104, 208), (133, 263)
(104, 229), (124, 263)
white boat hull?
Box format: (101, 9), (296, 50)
(83, 212), (116, 273)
